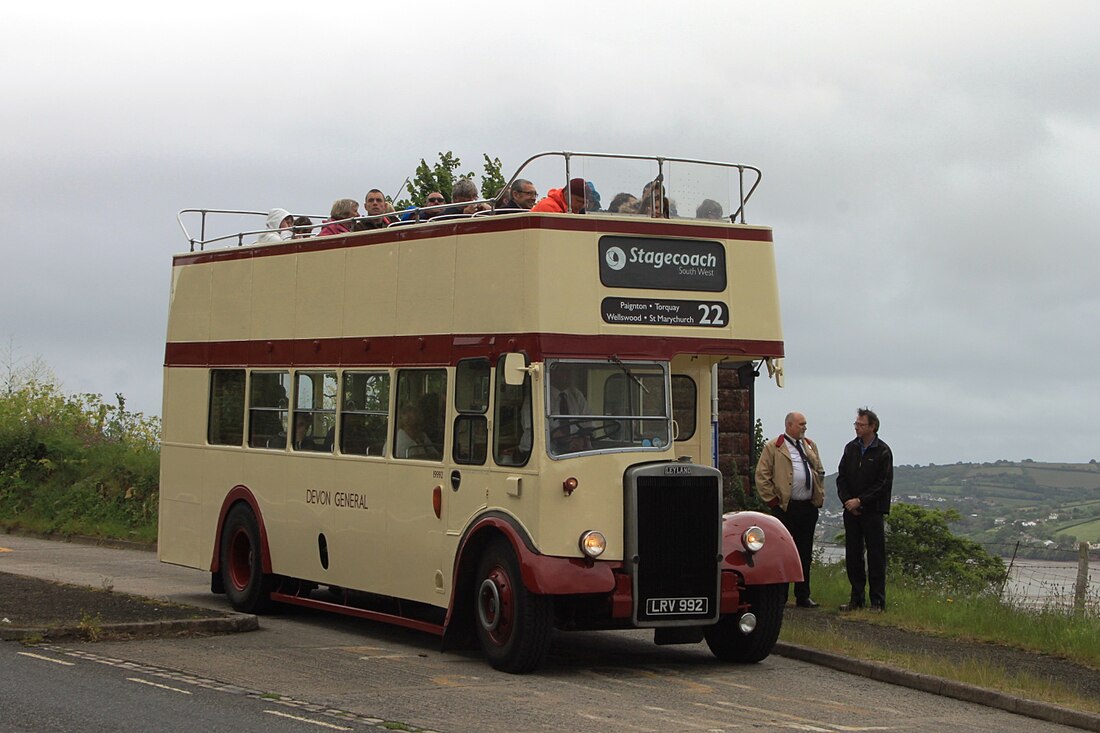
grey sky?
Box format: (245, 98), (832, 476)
(3, 2), (1097, 466)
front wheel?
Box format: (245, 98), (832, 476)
(474, 538), (553, 673)
(704, 583), (785, 663)
(219, 503), (274, 613)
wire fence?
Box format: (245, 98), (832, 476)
(817, 540), (1100, 615)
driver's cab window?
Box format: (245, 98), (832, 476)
(546, 360), (670, 458)
(393, 369), (446, 460)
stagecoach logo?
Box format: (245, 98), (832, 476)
(599, 236), (726, 292)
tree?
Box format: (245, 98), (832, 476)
(397, 151), (505, 211)
(885, 503), (1007, 594)
(480, 154), (507, 201)
(725, 419), (768, 513)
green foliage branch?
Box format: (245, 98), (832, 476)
(886, 503), (1008, 595)
(0, 376), (160, 541)
(396, 152), (506, 210)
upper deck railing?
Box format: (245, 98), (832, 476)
(176, 152), (762, 253)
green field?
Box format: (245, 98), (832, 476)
(1054, 517), (1100, 543)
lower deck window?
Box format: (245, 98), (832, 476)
(249, 371), (290, 449)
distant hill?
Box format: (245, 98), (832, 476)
(817, 460), (1100, 558)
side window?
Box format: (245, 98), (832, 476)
(494, 355), (532, 467)
(248, 371), (290, 449)
(208, 369), (245, 445)
(671, 375), (697, 441)
(453, 358), (489, 465)
(293, 371), (337, 452)
(393, 369), (446, 460)
(341, 371), (390, 456)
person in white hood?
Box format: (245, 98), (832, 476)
(257, 208), (294, 243)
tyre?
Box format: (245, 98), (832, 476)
(220, 503), (274, 613)
(474, 538), (553, 673)
(704, 583), (785, 663)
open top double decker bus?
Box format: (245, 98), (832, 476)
(160, 152), (801, 672)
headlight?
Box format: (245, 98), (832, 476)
(741, 525), (765, 553)
(579, 530), (606, 558)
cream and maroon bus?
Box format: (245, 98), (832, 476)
(160, 152), (801, 672)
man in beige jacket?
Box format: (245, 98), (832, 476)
(755, 412), (826, 607)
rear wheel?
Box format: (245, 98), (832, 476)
(704, 583), (785, 663)
(220, 503), (274, 613)
(474, 539), (553, 673)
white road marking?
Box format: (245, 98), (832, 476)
(127, 677), (193, 695)
(17, 651), (74, 666)
(263, 710), (352, 730)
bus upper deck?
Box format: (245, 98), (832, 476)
(169, 152), (783, 370)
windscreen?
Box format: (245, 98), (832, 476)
(546, 359), (670, 458)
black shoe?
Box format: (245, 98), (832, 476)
(869, 605), (885, 613)
(838, 603), (864, 612)
(795, 598), (819, 608)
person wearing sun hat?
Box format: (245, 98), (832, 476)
(531, 177), (588, 214)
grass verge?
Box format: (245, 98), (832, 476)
(780, 616), (1100, 714)
(806, 562), (1100, 667)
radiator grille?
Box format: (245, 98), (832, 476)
(629, 470), (721, 624)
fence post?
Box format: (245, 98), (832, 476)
(1075, 542), (1089, 617)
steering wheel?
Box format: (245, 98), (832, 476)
(573, 419), (622, 442)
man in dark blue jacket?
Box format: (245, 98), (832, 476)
(836, 407), (893, 612)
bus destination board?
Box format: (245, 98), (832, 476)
(599, 236), (726, 292)
(602, 297), (729, 327)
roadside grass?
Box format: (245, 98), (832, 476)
(779, 619), (1100, 714)
(791, 561), (1100, 667)
(0, 380), (160, 544)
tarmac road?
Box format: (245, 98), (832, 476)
(0, 535), (1092, 733)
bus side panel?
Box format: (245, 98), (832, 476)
(209, 257), (253, 342)
(166, 263), (212, 344)
(250, 254), (297, 341)
(453, 229), (531, 333)
(238, 451), (327, 582)
(329, 458), (391, 594)
(158, 445), (204, 568)
(396, 235), (457, 336)
(343, 241), (397, 337)
(726, 235), (783, 343)
(158, 367), (215, 569)
(385, 462), (446, 605)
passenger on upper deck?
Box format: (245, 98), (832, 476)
(497, 179), (538, 210)
(319, 199), (359, 237)
(291, 216), (314, 238)
(607, 192), (638, 213)
(440, 179), (490, 216)
(637, 177), (669, 218)
(257, 208), (294, 243)
(696, 198), (724, 220)
(531, 178), (588, 214)
(354, 189), (395, 230)
(585, 182), (602, 212)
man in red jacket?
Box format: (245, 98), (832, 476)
(532, 177), (588, 214)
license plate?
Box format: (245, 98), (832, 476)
(646, 597), (709, 615)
